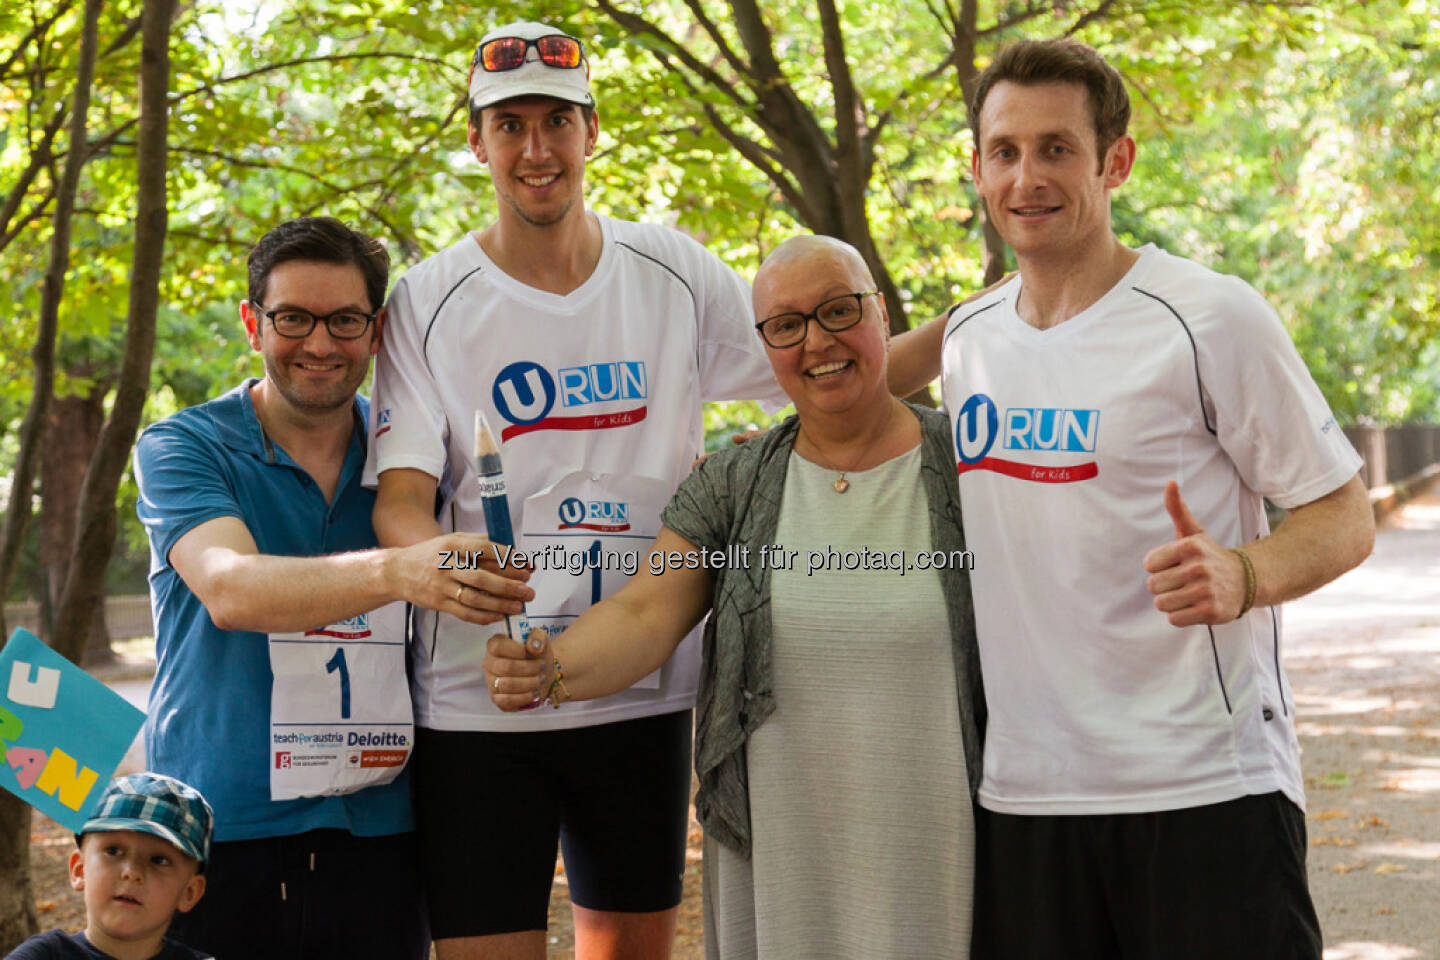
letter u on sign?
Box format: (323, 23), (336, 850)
(8, 660), (60, 708)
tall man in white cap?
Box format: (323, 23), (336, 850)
(365, 21), (789, 960)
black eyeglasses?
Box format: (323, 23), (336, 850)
(476, 35), (584, 73)
(251, 302), (377, 340)
(755, 291), (878, 348)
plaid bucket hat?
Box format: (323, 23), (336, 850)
(78, 772), (214, 867)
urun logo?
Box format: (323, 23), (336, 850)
(558, 497), (631, 532)
(492, 360), (648, 441)
(954, 393), (1101, 484)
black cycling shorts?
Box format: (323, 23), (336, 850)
(413, 710), (692, 939)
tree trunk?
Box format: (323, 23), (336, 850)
(0, 0), (104, 950)
(708, 0), (930, 401)
(82, 595), (115, 666)
(0, 0), (103, 648)
(0, 793), (37, 952)
(40, 388), (115, 666)
(39, 586), (113, 667)
(947, 10), (1012, 290)
(51, 0), (174, 665)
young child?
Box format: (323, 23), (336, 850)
(7, 772), (214, 960)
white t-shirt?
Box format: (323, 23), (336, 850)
(940, 244), (1361, 815)
(365, 214), (786, 731)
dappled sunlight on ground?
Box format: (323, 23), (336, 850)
(1300, 728), (1440, 748)
(1387, 500), (1440, 531)
(1377, 767), (1440, 794)
(1295, 485), (1440, 957)
(1325, 943), (1424, 960)
(1296, 698), (1434, 719)
(1286, 582), (1440, 636)
(1357, 841), (1440, 862)
(1283, 486), (1440, 653)
(1288, 633), (1440, 661)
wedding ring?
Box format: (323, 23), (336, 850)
(456, 584), (464, 602)
(493, 676), (501, 692)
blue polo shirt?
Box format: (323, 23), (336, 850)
(134, 380), (412, 842)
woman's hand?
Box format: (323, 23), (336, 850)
(483, 629), (551, 710)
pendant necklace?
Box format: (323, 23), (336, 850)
(798, 402), (898, 494)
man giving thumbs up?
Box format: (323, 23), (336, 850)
(940, 37), (1377, 960)
(1143, 480), (1372, 628)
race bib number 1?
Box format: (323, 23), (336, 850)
(520, 472), (671, 689)
(268, 601), (412, 800)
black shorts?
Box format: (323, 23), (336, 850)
(971, 791), (1322, 960)
(166, 829), (428, 960)
(413, 710), (692, 939)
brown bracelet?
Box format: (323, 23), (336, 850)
(1229, 547), (1257, 619)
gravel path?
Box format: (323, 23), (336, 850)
(1291, 483), (1440, 960)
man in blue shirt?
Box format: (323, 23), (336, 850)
(133, 217), (533, 959)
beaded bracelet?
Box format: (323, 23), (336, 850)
(1228, 547), (1257, 619)
(541, 655), (570, 709)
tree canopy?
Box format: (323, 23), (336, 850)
(4, 0), (1435, 447)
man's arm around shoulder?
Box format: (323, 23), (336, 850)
(887, 273), (1016, 397)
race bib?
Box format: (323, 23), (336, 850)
(519, 472), (671, 689)
(268, 602), (412, 799)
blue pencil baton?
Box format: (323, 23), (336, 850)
(473, 409), (530, 645)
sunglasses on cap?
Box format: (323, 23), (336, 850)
(477, 34), (584, 72)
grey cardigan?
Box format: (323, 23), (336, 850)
(661, 402), (986, 859)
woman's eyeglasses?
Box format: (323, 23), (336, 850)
(756, 291), (878, 348)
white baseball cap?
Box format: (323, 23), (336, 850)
(468, 21), (594, 112)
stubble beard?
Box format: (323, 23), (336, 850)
(263, 353), (365, 414)
(505, 190), (576, 228)
(499, 164), (585, 228)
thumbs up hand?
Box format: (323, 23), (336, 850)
(1143, 481), (1249, 626)
(1163, 479), (1205, 539)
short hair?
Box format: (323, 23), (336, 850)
(246, 217), (390, 313)
(969, 39), (1131, 165)
(755, 235), (875, 295)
